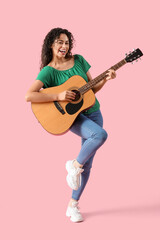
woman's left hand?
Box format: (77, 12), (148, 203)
(105, 69), (116, 81)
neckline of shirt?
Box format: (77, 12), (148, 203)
(46, 54), (77, 72)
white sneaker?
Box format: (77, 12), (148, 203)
(66, 160), (84, 190)
(66, 201), (84, 222)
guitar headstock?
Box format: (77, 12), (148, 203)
(125, 48), (143, 63)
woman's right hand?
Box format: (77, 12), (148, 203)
(58, 90), (76, 102)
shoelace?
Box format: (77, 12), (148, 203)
(71, 203), (81, 213)
(70, 167), (84, 176)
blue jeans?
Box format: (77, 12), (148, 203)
(70, 109), (108, 201)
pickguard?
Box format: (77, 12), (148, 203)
(65, 99), (83, 115)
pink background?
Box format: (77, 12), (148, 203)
(1, 0), (160, 239)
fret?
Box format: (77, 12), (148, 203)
(79, 58), (127, 94)
(111, 59), (126, 71)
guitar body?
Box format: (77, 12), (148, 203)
(31, 75), (95, 135)
(31, 48), (143, 135)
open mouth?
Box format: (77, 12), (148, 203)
(59, 50), (66, 54)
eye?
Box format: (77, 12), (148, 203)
(57, 40), (63, 44)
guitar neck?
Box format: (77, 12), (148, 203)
(79, 58), (127, 94)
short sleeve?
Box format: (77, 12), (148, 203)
(36, 67), (52, 88)
(78, 55), (91, 73)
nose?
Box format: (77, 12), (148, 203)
(62, 42), (68, 48)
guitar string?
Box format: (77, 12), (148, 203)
(79, 59), (126, 95)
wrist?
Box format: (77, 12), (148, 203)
(56, 93), (59, 101)
(51, 93), (59, 101)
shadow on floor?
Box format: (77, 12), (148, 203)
(82, 203), (160, 219)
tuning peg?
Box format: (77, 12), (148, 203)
(131, 62), (134, 64)
(125, 53), (128, 56)
(133, 48), (136, 51)
(136, 59), (138, 62)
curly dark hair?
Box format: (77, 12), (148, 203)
(40, 28), (75, 70)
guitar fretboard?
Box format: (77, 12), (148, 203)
(79, 59), (127, 94)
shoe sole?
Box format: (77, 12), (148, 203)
(66, 174), (78, 190)
(66, 210), (84, 222)
(65, 161), (81, 190)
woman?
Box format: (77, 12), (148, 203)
(25, 28), (116, 222)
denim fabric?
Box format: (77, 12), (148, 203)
(70, 109), (108, 200)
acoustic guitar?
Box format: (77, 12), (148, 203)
(31, 48), (143, 135)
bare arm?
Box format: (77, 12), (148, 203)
(25, 80), (76, 103)
(86, 69), (116, 94)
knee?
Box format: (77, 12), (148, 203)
(102, 130), (108, 142)
(98, 129), (108, 143)
(91, 129), (108, 147)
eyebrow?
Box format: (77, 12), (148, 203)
(57, 39), (69, 42)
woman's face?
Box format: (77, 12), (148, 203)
(51, 33), (69, 58)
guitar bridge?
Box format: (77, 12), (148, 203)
(54, 101), (65, 115)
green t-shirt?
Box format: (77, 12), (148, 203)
(36, 54), (100, 114)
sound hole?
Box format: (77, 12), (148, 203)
(71, 90), (81, 102)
